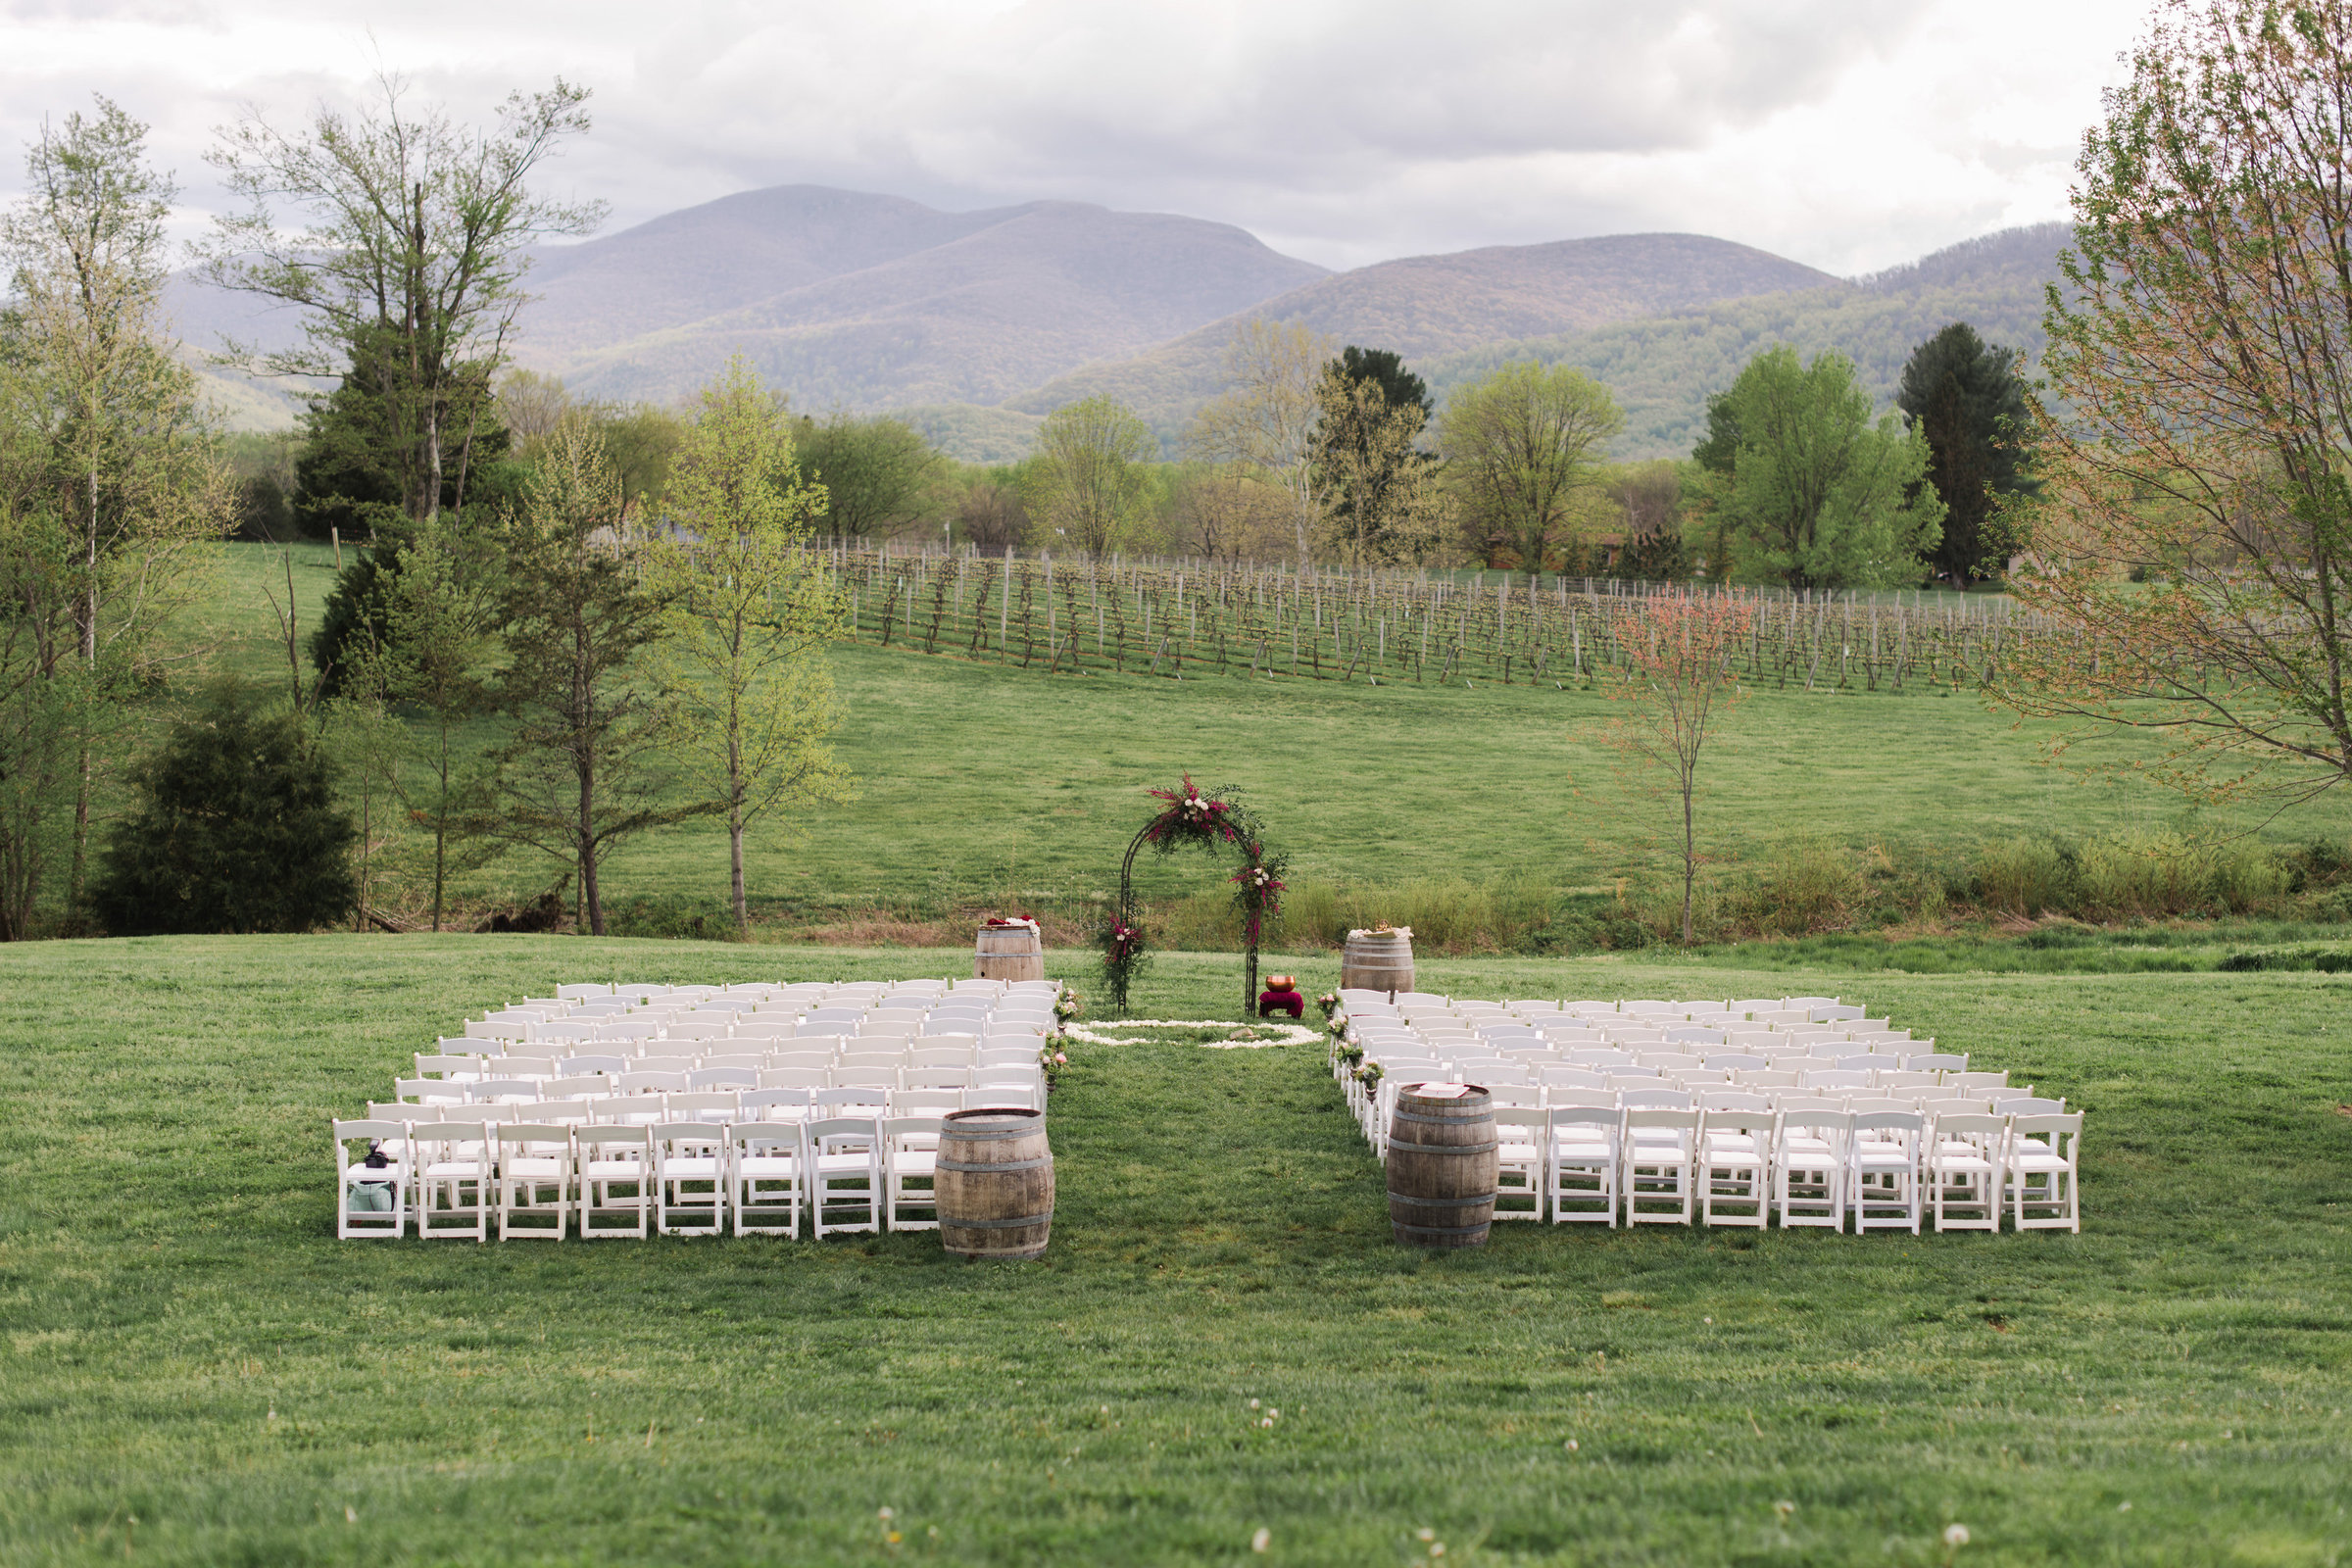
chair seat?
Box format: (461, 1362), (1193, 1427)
(424, 1160), (486, 1179)
(2010, 1152), (2070, 1173)
(737, 1155), (802, 1178)
(663, 1157), (722, 1179)
(815, 1152), (874, 1174)
(889, 1152), (938, 1176)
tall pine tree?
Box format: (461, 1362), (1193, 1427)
(1896, 322), (2037, 584)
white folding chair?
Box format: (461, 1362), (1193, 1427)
(577, 1125), (652, 1239)
(1491, 1107), (1548, 1220)
(332, 1118), (410, 1239)
(652, 1122), (727, 1237)
(1697, 1110), (1773, 1228)
(1546, 1106), (1620, 1225)
(2005, 1113), (2082, 1232)
(728, 1121), (806, 1238)
(808, 1116), (882, 1237)
(413, 1113), (496, 1241)
(1928, 1112), (2006, 1232)
(1849, 1111), (1925, 1235)
(1775, 1103), (1848, 1230)
(495, 1123), (574, 1241)
(882, 1116), (945, 1231)
(1623, 1108), (1697, 1224)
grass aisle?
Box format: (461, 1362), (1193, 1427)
(0, 937), (2348, 1564)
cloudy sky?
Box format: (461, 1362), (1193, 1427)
(0, 0), (2147, 276)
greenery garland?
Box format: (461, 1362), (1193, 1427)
(1101, 774), (1288, 1013)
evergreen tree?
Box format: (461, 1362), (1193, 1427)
(1895, 322), (2037, 583)
(91, 691), (357, 934)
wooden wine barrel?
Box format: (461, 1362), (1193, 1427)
(1386, 1083), (1497, 1249)
(974, 923), (1046, 982)
(1341, 929), (1415, 996)
(936, 1108), (1054, 1260)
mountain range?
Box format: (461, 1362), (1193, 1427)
(172, 185), (2068, 465)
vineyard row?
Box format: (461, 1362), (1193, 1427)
(823, 548), (2047, 693)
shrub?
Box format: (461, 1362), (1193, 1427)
(307, 547), (405, 701)
(91, 693), (357, 935)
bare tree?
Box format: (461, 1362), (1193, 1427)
(956, 481), (1029, 551)
(199, 73), (604, 530)
(1172, 465), (1292, 565)
(1187, 318), (1335, 570)
(1604, 592), (1755, 946)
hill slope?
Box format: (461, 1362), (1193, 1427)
(999, 233), (1837, 437)
(163, 185), (1329, 418)
(1418, 222), (2068, 459)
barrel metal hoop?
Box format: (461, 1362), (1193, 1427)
(941, 1124), (1045, 1142)
(1394, 1221), (1493, 1239)
(1392, 1108), (1491, 1126)
(1387, 1190), (1500, 1209)
(1386, 1139), (1499, 1156)
(938, 1154), (1054, 1173)
(941, 1213), (1054, 1231)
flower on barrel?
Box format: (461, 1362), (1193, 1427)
(984, 914), (1041, 930)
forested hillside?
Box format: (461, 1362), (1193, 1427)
(1421, 223), (2067, 459)
(1002, 232), (1835, 442)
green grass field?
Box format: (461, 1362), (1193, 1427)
(2, 935), (2347, 1564)
(192, 544), (2333, 942)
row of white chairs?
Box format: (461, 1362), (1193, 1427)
(377, 1081), (1038, 1124)
(466, 983), (1063, 1046)
(415, 1042), (1045, 1084)
(1349, 1074), (2033, 1139)
(1340, 990), (1864, 1023)
(1465, 1104), (2082, 1233)
(334, 1114), (946, 1242)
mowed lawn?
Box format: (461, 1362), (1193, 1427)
(1, 935), (2348, 1565)
(199, 544), (2280, 924)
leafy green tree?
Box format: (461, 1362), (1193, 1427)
(199, 74), (603, 531)
(1700, 346), (1943, 589)
(1895, 322), (2037, 584)
(1026, 396), (1155, 559)
(798, 414), (942, 539)
(1440, 361), (1622, 580)
(650, 358), (852, 933)
(90, 690), (357, 935)
(489, 416), (702, 936)
(373, 516), (503, 931)
(0, 95), (232, 924)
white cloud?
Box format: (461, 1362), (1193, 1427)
(0, 0), (2147, 274)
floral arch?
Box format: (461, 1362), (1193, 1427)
(1100, 776), (1286, 1015)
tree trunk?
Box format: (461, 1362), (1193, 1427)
(1681, 770), (1696, 947)
(68, 744), (90, 922)
(729, 798), (748, 936)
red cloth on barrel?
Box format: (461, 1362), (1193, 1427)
(1257, 990), (1304, 1018)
